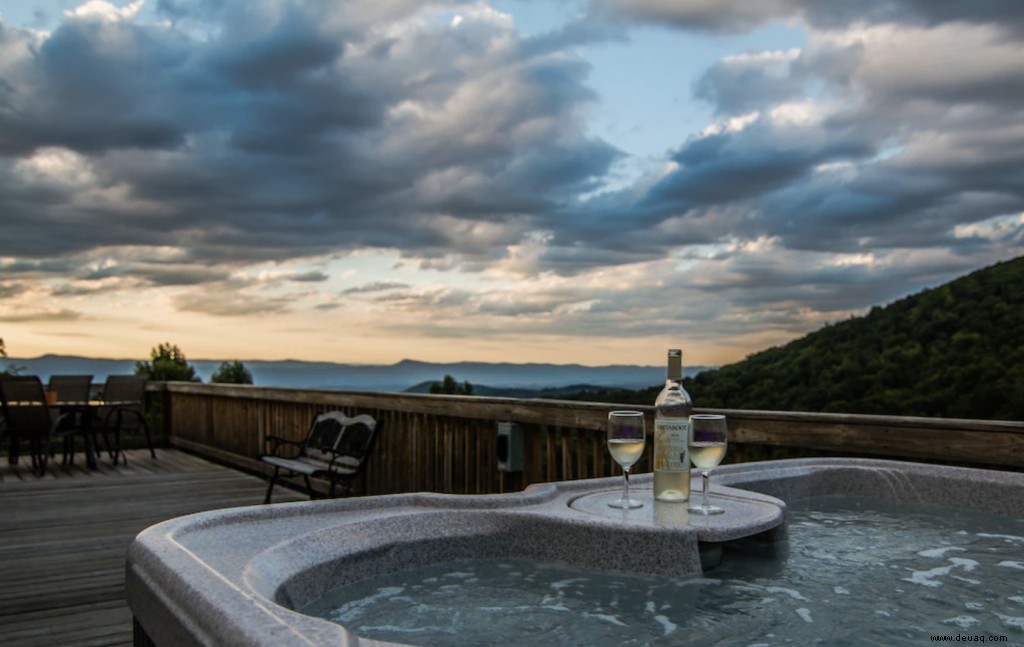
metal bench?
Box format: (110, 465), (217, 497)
(260, 411), (381, 504)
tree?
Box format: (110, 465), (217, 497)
(135, 343), (201, 382)
(429, 374), (474, 395)
(0, 337), (25, 375)
(211, 360), (253, 385)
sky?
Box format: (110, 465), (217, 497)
(1, 0), (1023, 368)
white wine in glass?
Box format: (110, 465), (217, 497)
(607, 410), (645, 509)
(688, 414), (727, 515)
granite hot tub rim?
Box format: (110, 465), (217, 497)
(126, 457), (1024, 647)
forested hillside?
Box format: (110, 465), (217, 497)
(682, 256), (1024, 420)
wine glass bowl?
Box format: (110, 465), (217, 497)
(607, 410), (645, 509)
(688, 414), (727, 515)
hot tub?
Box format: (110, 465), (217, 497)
(126, 458), (1024, 646)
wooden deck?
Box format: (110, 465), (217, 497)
(0, 448), (305, 647)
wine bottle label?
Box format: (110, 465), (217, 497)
(654, 419), (690, 471)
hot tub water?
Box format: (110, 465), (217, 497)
(302, 496), (1024, 646)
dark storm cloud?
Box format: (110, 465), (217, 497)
(1, 0), (1023, 342)
(133, 266), (234, 286)
(0, 0), (617, 268)
(643, 125), (874, 213)
(693, 50), (808, 116)
(0, 283), (29, 299)
(289, 271), (329, 283)
(591, 0), (1024, 35)
(0, 20), (188, 156)
(551, 2), (1024, 279)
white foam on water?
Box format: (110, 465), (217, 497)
(645, 601), (656, 613)
(550, 578), (586, 590)
(917, 547), (966, 558)
(767, 586), (808, 601)
(583, 612), (627, 626)
(977, 533), (1024, 544)
(361, 624), (435, 635)
(951, 575), (981, 584)
(942, 615), (979, 629)
(875, 610), (891, 618)
(903, 566), (952, 588)
(541, 603), (569, 612)
(965, 602), (984, 611)
(903, 558), (979, 587)
(997, 561), (1024, 570)
(795, 608), (813, 623)
(995, 613), (1024, 630)
(653, 614), (678, 636)
(331, 587), (405, 621)
(444, 571), (474, 579)
(949, 558), (979, 571)
(1009, 596), (1024, 605)
(833, 586), (850, 595)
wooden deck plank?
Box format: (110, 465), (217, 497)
(0, 448), (305, 647)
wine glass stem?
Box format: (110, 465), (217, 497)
(622, 468), (631, 504)
(702, 469), (711, 507)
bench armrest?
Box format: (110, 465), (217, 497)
(264, 435), (304, 457)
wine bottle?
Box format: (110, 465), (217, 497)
(653, 349), (693, 502)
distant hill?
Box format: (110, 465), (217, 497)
(404, 369), (706, 399)
(684, 256), (1024, 420)
(0, 356), (710, 394)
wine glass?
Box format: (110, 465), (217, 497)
(687, 414), (727, 515)
(607, 410), (645, 509)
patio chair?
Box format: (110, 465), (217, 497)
(0, 375), (84, 476)
(45, 375), (94, 460)
(98, 375), (153, 466)
(260, 411), (381, 504)
(46, 375), (93, 403)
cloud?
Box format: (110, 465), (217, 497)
(552, 16), (1024, 270)
(694, 49), (805, 116)
(0, 308), (83, 323)
(172, 290), (294, 317)
(1, 0), (1023, 363)
(0, 0), (616, 268)
(590, 0), (1024, 35)
(289, 271), (330, 283)
(342, 281), (410, 294)
(65, 0), (145, 23)
(0, 283), (29, 299)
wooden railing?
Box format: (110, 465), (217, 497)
(149, 382), (1024, 497)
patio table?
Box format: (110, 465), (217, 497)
(56, 399), (141, 469)
(6, 399), (141, 469)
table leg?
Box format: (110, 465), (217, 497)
(84, 430), (98, 469)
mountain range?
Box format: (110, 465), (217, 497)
(1, 355), (709, 393)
